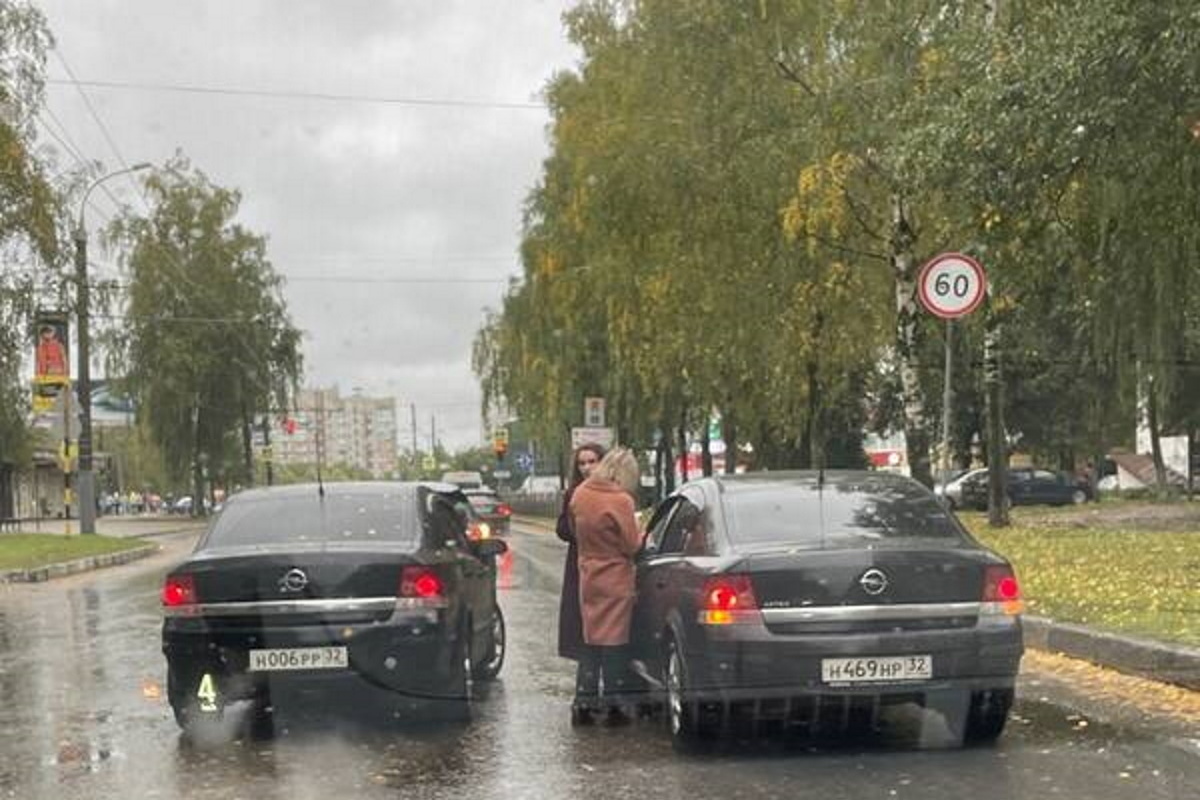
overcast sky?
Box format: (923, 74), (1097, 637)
(34, 0), (579, 450)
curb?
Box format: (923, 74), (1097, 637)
(1023, 616), (1200, 691)
(0, 543), (161, 584)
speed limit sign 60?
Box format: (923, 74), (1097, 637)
(917, 252), (987, 319)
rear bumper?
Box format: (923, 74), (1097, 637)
(162, 608), (461, 703)
(680, 619), (1022, 702)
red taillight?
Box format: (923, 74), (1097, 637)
(162, 574), (196, 607)
(496, 503), (512, 517)
(982, 565), (1024, 615)
(699, 574), (758, 625)
(400, 566), (444, 600)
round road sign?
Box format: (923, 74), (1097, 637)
(917, 252), (987, 319)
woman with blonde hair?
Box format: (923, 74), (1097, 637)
(568, 447), (643, 724)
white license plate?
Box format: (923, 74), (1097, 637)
(821, 655), (932, 684)
(248, 646), (348, 672)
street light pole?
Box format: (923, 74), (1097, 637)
(75, 162), (152, 534)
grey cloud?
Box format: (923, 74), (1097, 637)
(40, 0), (578, 447)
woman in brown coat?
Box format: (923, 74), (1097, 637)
(556, 444), (605, 663)
(568, 447), (643, 724)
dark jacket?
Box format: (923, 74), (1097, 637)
(556, 485), (586, 660)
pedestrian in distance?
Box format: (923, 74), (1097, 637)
(557, 444), (606, 667)
(568, 446), (643, 725)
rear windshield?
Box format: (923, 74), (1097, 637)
(725, 480), (965, 548)
(205, 488), (421, 548)
(467, 495), (497, 508)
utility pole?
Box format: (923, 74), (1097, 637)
(430, 415), (437, 461)
(74, 162), (152, 533)
(410, 403), (419, 473)
(984, 315), (1009, 526)
(261, 414), (273, 486)
(73, 225), (93, 532)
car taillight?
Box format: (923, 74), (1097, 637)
(981, 565), (1024, 616)
(162, 574), (197, 607)
(699, 574), (759, 625)
(469, 521), (492, 540)
(399, 566), (448, 608)
(496, 503), (512, 517)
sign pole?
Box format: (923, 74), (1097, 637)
(940, 319), (955, 484)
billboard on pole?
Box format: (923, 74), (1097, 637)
(32, 310), (70, 415)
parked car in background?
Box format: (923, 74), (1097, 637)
(441, 471), (484, 490)
(464, 488), (513, 536)
(935, 468), (987, 509)
(631, 471), (1024, 749)
(959, 467), (1092, 510)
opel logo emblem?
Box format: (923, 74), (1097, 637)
(859, 568), (889, 596)
(279, 568), (309, 593)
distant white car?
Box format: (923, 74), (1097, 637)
(441, 471), (484, 490)
(518, 476), (562, 495)
(935, 468), (987, 509)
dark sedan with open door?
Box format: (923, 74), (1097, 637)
(631, 471), (1023, 748)
(161, 482), (507, 732)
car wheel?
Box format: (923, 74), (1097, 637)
(1071, 488), (1088, 505)
(664, 637), (709, 749)
(964, 689), (1013, 744)
(439, 619), (474, 722)
(473, 604), (506, 680)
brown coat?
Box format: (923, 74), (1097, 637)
(569, 477), (643, 646)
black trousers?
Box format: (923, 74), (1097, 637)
(575, 644), (631, 707)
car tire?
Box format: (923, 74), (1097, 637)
(664, 637), (711, 750)
(1071, 488), (1088, 505)
(434, 618), (474, 722)
(473, 604), (506, 680)
(964, 689), (1013, 744)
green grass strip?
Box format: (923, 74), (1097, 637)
(0, 534), (149, 572)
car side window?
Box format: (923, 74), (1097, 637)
(1033, 470), (1058, 482)
(660, 497), (703, 556)
(427, 494), (470, 549)
(645, 498), (679, 551)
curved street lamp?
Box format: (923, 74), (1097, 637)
(74, 162), (152, 534)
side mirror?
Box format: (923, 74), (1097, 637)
(473, 538), (509, 558)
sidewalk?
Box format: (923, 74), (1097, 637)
(510, 514), (1200, 692)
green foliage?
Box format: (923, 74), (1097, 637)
(0, 2), (59, 468)
(106, 157), (302, 498)
(477, 0), (1200, 479)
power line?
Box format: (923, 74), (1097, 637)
(33, 111), (121, 217)
(52, 50), (153, 216)
(45, 77), (548, 111)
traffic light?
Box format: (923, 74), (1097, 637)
(492, 427), (509, 462)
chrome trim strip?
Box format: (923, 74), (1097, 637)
(165, 597), (398, 618)
(761, 601), (980, 624)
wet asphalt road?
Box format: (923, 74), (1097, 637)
(0, 524), (1197, 800)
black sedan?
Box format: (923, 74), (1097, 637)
(959, 467), (1091, 510)
(631, 471), (1023, 748)
(463, 488), (513, 536)
(161, 482), (507, 732)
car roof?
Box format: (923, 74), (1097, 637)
(227, 481), (463, 503)
(705, 469), (926, 495)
